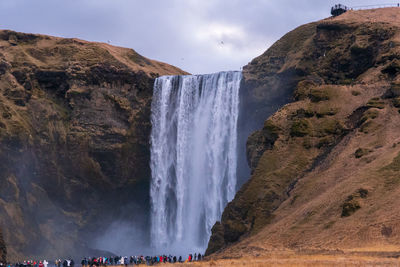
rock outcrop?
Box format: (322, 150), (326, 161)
(0, 30), (186, 259)
(0, 229), (6, 263)
(207, 8), (400, 255)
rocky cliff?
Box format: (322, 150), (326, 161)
(207, 8), (400, 255)
(0, 30), (186, 259)
(0, 229), (6, 263)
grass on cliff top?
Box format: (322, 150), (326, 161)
(2, 30), (187, 75)
(251, 23), (316, 64)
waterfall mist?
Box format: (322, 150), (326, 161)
(150, 71), (242, 254)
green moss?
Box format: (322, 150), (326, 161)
(263, 120), (281, 137)
(294, 80), (315, 100)
(317, 118), (344, 136)
(381, 152), (400, 172)
(290, 119), (312, 137)
(317, 136), (335, 148)
(360, 120), (379, 134)
(367, 98), (385, 109)
(361, 109), (379, 123)
(354, 148), (371, 158)
(295, 82), (335, 103)
(309, 88), (332, 102)
(315, 107), (339, 118)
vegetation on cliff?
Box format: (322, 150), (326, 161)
(207, 8), (400, 256)
(0, 30), (186, 259)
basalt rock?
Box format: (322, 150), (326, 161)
(0, 30), (186, 259)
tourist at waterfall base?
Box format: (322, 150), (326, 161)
(10, 253), (204, 267)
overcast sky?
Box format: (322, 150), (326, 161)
(0, 0), (394, 74)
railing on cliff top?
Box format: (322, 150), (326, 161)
(351, 3), (400, 10)
(331, 3), (400, 16)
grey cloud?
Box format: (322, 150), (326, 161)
(0, 0), (389, 73)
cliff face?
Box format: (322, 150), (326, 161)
(0, 229), (6, 263)
(0, 30), (186, 259)
(207, 8), (400, 255)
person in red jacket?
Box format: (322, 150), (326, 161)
(38, 262), (43, 267)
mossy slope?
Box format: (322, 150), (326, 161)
(207, 8), (400, 256)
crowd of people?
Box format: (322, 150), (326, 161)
(5, 253), (204, 267)
(81, 254), (203, 265)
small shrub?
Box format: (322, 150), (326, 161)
(381, 152), (400, 172)
(309, 88), (331, 102)
(317, 118), (344, 136)
(294, 80), (315, 100)
(360, 120), (378, 134)
(315, 107), (339, 118)
(360, 109), (379, 123)
(263, 120), (280, 137)
(341, 200), (361, 217)
(367, 98), (385, 109)
(354, 148), (371, 158)
(290, 119), (312, 137)
(295, 108), (314, 118)
(341, 188), (368, 217)
(358, 188), (368, 198)
(317, 136), (334, 148)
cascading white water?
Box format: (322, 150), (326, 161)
(150, 71), (241, 254)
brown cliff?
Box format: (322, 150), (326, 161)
(207, 8), (400, 256)
(0, 29), (186, 259)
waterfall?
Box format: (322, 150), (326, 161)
(150, 71), (242, 254)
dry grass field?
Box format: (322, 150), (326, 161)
(182, 251), (400, 266)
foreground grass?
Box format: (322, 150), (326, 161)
(180, 254), (400, 266)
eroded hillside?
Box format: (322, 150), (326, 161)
(207, 8), (400, 256)
(0, 30), (186, 259)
